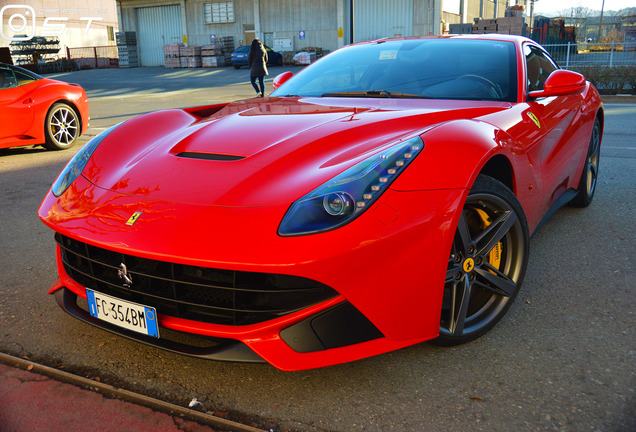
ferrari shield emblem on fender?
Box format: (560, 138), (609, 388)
(126, 211), (142, 226)
(528, 112), (541, 129)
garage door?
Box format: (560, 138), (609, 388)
(354, 0), (414, 42)
(136, 5), (183, 67)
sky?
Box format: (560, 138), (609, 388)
(533, 0), (635, 15)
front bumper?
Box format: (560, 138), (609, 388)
(40, 177), (465, 370)
(52, 285), (265, 363)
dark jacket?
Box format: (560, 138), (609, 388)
(248, 45), (268, 78)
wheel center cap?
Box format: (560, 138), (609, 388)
(462, 258), (475, 273)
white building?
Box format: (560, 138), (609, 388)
(116, 0), (525, 67)
(1, 1), (119, 57)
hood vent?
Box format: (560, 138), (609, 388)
(176, 152), (245, 161)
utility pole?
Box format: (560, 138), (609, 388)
(529, 0), (536, 32)
(350, 0), (355, 43)
(598, 0), (605, 42)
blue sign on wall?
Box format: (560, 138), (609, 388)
(299, 30), (305, 40)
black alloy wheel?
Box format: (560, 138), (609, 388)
(569, 117), (601, 208)
(44, 102), (80, 150)
(436, 174), (529, 345)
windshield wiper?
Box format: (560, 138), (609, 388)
(322, 90), (392, 98)
(321, 90), (433, 99)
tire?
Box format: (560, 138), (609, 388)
(569, 117), (601, 208)
(44, 102), (80, 150)
(435, 174), (529, 346)
(233, 65), (241, 69)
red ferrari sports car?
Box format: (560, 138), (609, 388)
(38, 35), (602, 371)
(0, 63), (88, 150)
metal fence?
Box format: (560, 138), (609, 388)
(543, 42), (636, 68)
(67, 45), (119, 69)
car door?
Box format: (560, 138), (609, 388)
(0, 66), (36, 144)
(521, 44), (588, 213)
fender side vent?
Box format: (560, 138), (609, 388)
(176, 152), (245, 161)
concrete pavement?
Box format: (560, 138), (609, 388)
(0, 353), (266, 432)
(0, 64), (634, 432)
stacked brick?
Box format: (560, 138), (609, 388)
(472, 19), (498, 34)
(180, 46), (202, 68)
(495, 17), (525, 35)
(449, 17), (527, 36)
(163, 43), (183, 68)
(164, 37), (234, 68)
(201, 43), (225, 68)
(117, 32), (138, 68)
(219, 37), (234, 66)
(505, 5), (525, 18)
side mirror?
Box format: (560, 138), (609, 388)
(528, 70), (586, 99)
(272, 71), (293, 90)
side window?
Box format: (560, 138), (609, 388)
(0, 69), (18, 89)
(524, 45), (558, 92)
(14, 70), (36, 86)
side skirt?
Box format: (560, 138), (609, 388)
(530, 188), (579, 238)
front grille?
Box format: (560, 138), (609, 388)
(56, 233), (338, 326)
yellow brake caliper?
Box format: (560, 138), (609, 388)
(475, 208), (502, 272)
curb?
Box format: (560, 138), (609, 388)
(600, 95), (636, 103)
(0, 352), (267, 432)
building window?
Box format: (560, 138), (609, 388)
(204, 2), (235, 24)
(442, 0), (460, 15)
(107, 26), (114, 41)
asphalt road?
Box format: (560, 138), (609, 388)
(0, 67), (634, 432)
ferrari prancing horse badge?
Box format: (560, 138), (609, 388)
(528, 112), (541, 129)
(126, 211), (142, 226)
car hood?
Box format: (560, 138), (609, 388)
(84, 97), (510, 207)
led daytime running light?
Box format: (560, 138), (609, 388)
(278, 137), (424, 236)
(51, 125), (118, 197)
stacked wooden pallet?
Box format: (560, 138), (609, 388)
(219, 36), (234, 66)
(180, 45), (202, 68)
(472, 19), (498, 34)
(163, 37), (234, 68)
(164, 43), (183, 68)
(201, 43), (225, 68)
(471, 17), (526, 36)
(496, 17), (525, 35)
(117, 32), (138, 68)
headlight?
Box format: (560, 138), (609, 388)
(51, 125), (118, 197)
(278, 136), (424, 236)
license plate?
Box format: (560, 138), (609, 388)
(86, 289), (159, 338)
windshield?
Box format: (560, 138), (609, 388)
(271, 39), (517, 102)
